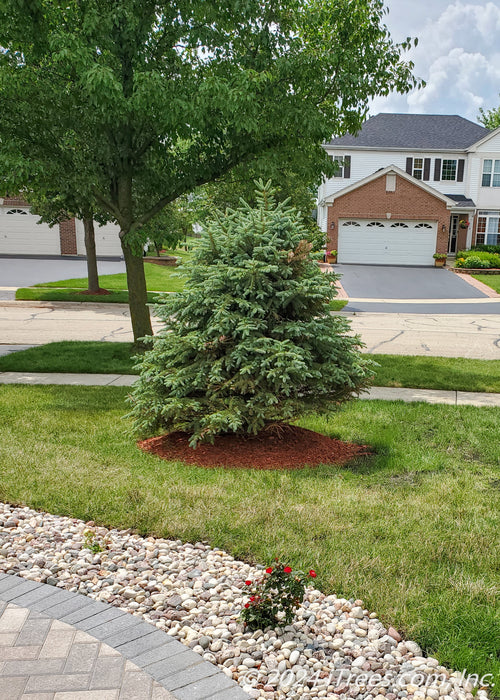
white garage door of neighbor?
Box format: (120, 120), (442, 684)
(338, 219), (437, 266)
(75, 220), (123, 257)
(0, 207), (61, 255)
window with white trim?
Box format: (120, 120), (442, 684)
(6, 209), (28, 215)
(367, 222), (385, 227)
(390, 222), (409, 228)
(441, 159), (457, 181)
(342, 221), (360, 226)
(481, 159), (500, 188)
(412, 158), (423, 180)
(332, 155), (351, 179)
(476, 211), (500, 246)
(415, 223), (432, 229)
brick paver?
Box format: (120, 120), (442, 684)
(0, 574), (248, 700)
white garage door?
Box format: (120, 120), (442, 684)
(338, 219), (437, 266)
(0, 207), (61, 255)
(75, 220), (123, 258)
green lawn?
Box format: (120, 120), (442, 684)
(36, 261), (186, 292)
(1, 342), (499, 394)
(15, 288), (164, 304)
(472, 274), (500, 294)
(0, 384), (498, 684)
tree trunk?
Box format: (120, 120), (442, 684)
(83, 217), (101, 293)
(121, 237), (153, 345)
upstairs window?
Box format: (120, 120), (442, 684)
(482, 159), (500, 187)
(332, 155), (351, 179)
(412, 158), (423, 180)
(441, 159), (457, 181)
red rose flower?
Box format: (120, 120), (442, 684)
(284, 566), (292, 573)
(266, 567), (273, 574)
(250, 596), (255, 601)
(245, 580), (252, 585)
(308, 569), (317, 578)
(244, 603), (250, 608)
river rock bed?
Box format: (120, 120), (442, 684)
(0, 503), (486, 700)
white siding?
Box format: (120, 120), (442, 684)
(0, 207), (61, 255)
(75, 219), (123, 257)
(474, 130), (500, 154)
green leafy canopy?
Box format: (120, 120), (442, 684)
(129, 182), (374, 445)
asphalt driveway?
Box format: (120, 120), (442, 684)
(335, 264), (500, 314)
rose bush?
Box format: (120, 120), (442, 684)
(240, 559), (317, 630)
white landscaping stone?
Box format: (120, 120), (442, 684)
(0, 502), (481, 700)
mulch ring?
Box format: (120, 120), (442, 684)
(137, 424), (371, 470)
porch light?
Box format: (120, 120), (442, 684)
(330, 221), (335, 229)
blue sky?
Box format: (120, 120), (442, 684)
(370, 0), (500, 123)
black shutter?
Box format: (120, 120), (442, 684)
(434, 159), (441, 181)
(423, 158), (431, 180)
(457, 159), (465, 182)
(343, 155), (351, 179)
(406, 157), (413, 175)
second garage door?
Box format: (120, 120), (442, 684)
(338, 219), (437, 266)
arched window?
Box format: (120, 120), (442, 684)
(342, 220), (361, 226)
(390, 222), (409, 228)
(6, 209), (28, 215)
(366, 221), (385, 227)
(415, 223), (432, 229)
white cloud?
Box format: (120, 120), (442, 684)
(371, 1), (500, 119)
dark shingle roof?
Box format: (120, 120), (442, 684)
(327, 114), (490, 150)
(444, 194), (476, 208)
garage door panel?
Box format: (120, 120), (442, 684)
(338, 219), (437, 266)
(0, 209), (61, 255)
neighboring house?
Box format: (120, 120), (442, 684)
(0, 195), (122, 258)
(317, 114), (500, 265)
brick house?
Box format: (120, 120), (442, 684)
(317, 114), (500, 265)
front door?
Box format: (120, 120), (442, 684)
(448, 215), (458, 253)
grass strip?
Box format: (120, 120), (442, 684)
(0, 384), (498, 684)
(15, 288), (163, 304)
(471, 274), (500, 294)
(1, 343), (499, 393)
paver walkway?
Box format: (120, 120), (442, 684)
(0, 574), (247, 700)
(0, 372), (499, 407)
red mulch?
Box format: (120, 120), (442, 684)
(137, 424), (371, 470)
(78, 288), (112, 296)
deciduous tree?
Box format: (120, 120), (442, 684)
(0, 0), (420, 342)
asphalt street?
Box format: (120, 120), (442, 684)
(1, 302), (499, 359)
(0, 257), (126, 299)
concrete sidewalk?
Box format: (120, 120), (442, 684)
(0, 574), (247, 700)
(0, 372), (499, 407)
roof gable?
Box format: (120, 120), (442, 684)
(322, 165), (456, 207)
(327, 114), (490, 150)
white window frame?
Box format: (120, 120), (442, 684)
(412, 157), (423, 180)
(333, 155), (344, 178)
(441, 159), (457, 181)
(481, 159), (500, 188)
(476, 211), (500, 245)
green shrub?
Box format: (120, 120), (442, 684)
(463, 256), (491, 269)
(129, 182), (373, 446)
(240, 561), (317, 631)
(455, 250), (500, 268)
(473, 244), (500, 255)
